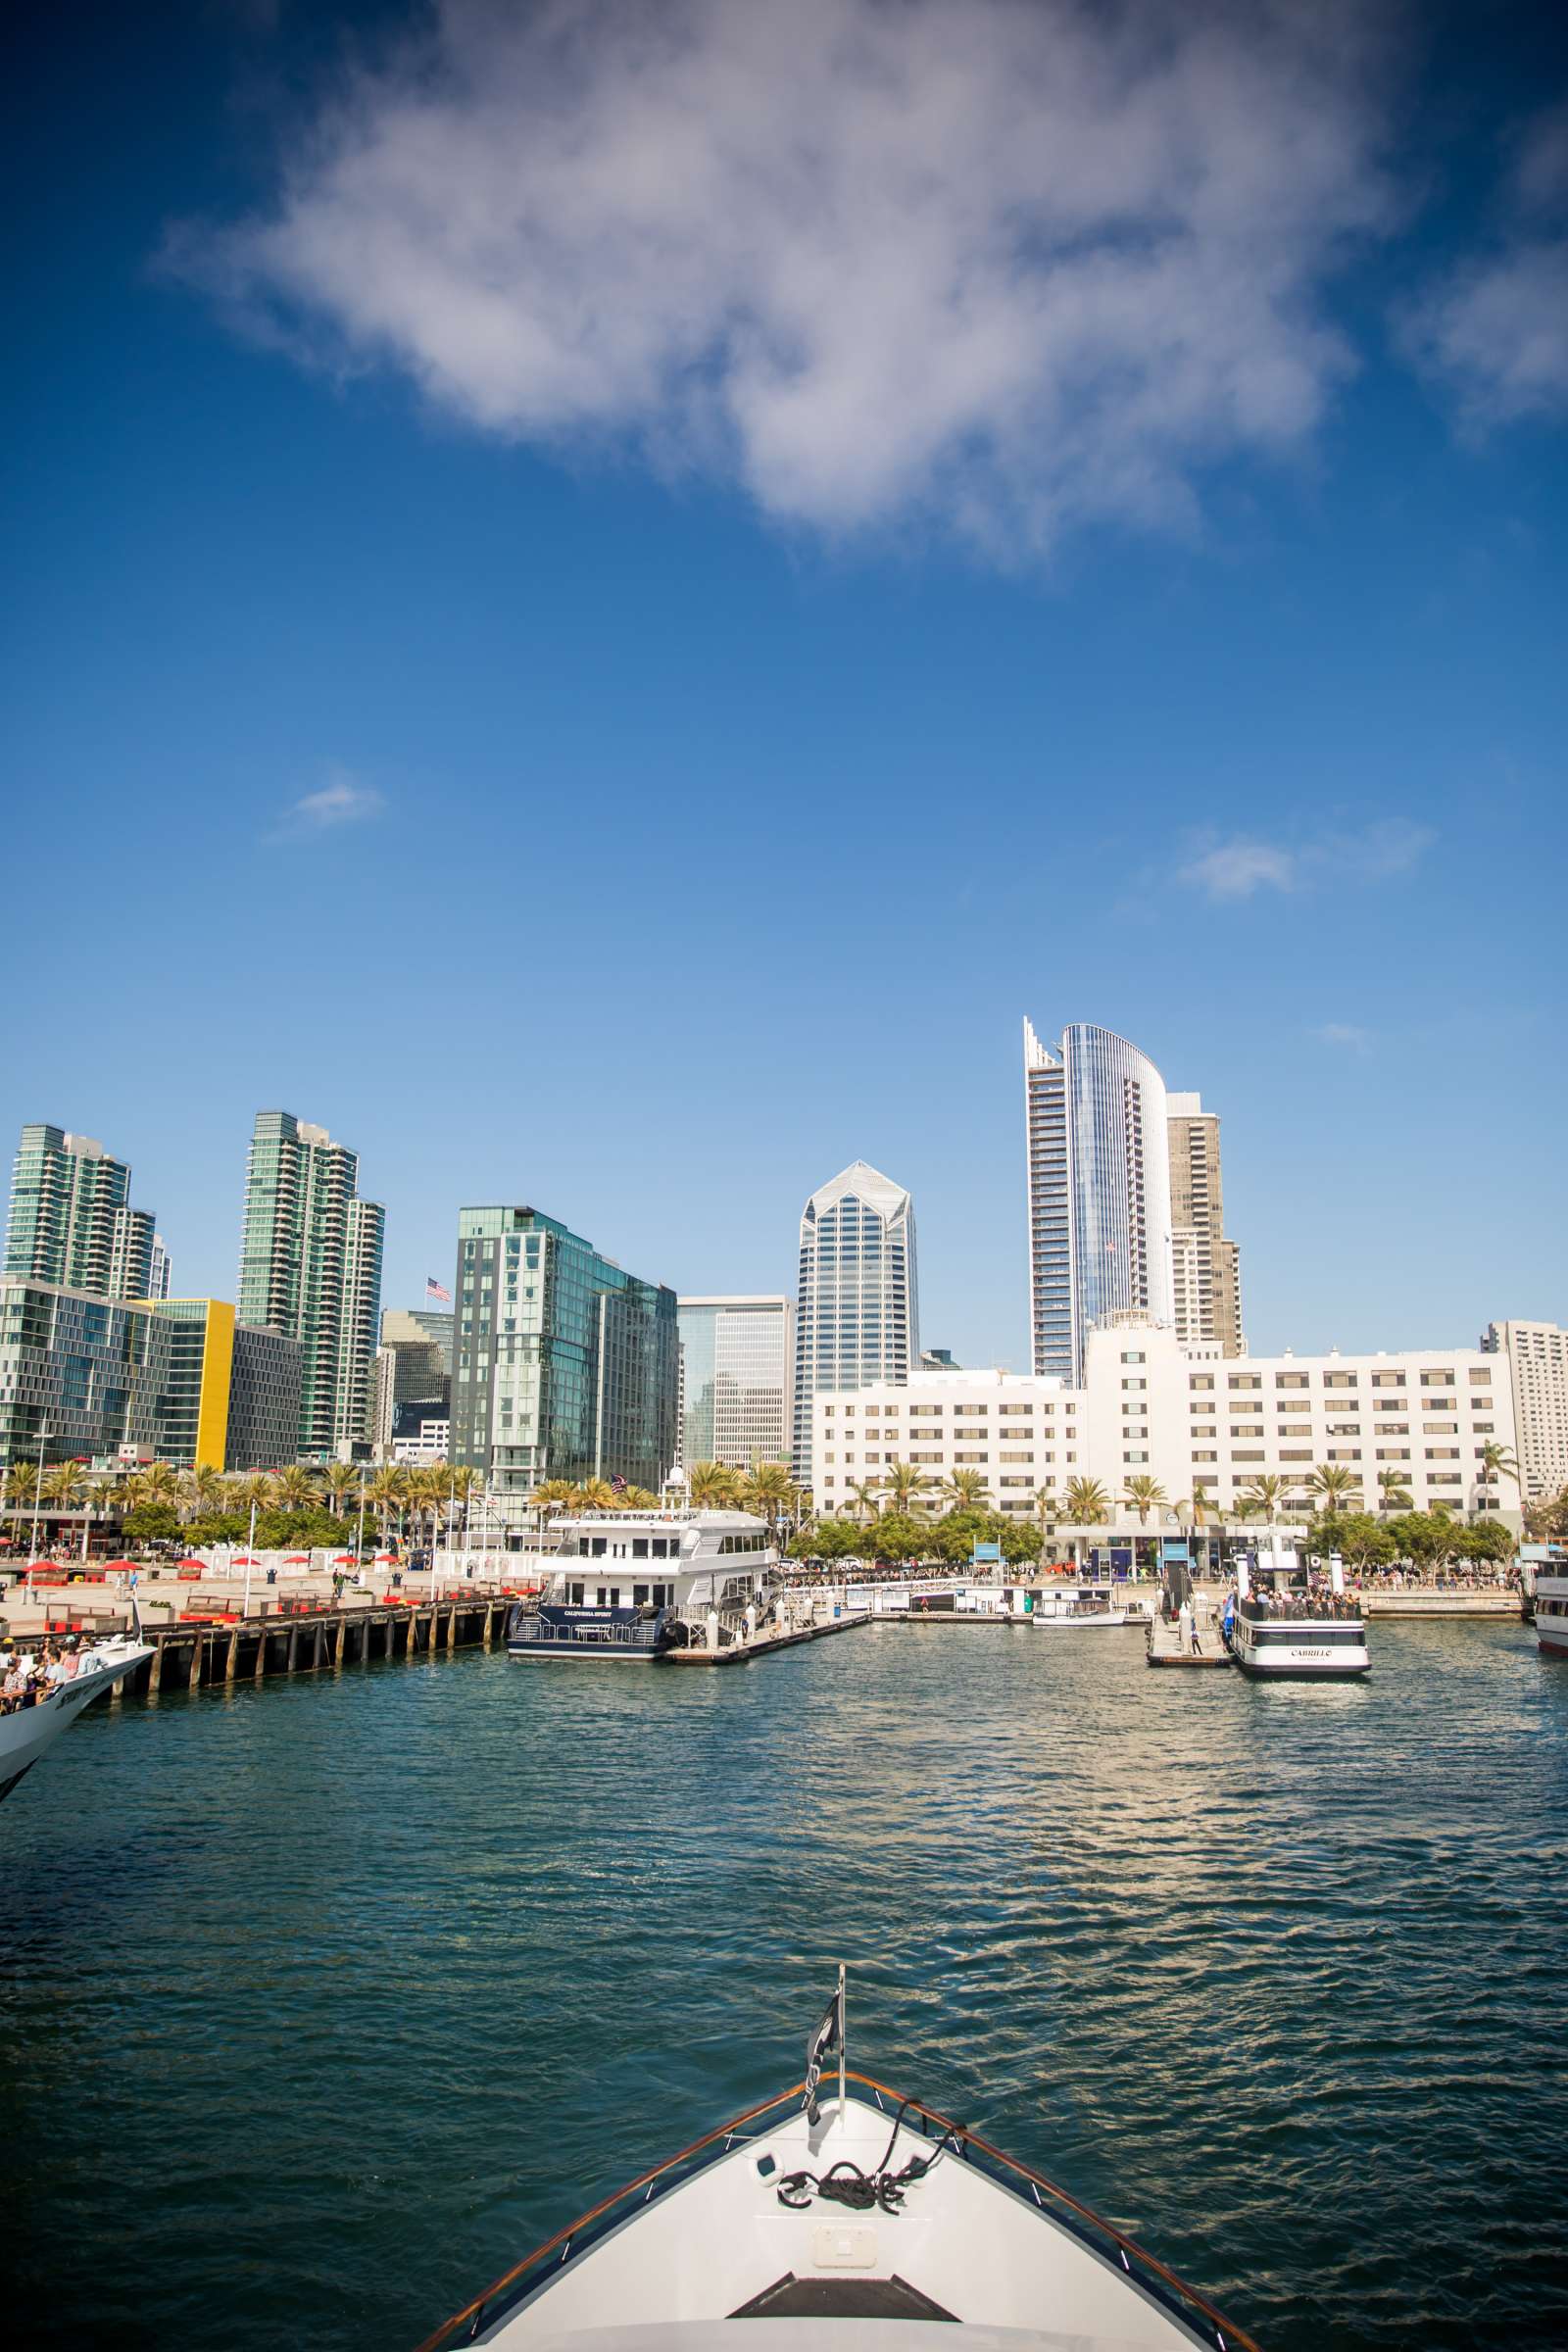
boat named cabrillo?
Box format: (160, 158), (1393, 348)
(1225, 1547), (1369, 1680)
(1534, 1568), (1568, 1660)
(506, 1507), (779, 1661)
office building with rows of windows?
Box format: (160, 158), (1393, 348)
(792, 1162), (917, 1488)
(1024, 1022), (1175, 1386)
(1166, 1092), (1243, 1356)
(1483, 1320), (1568, 1503)
(451, 1206), (677, 1494)
(677, 1296), (795, 1470)
(812, 1317), (1523, 1530)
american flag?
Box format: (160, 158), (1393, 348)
(425, 1275), (452, 1303)
(611, 1474), (627, 1493)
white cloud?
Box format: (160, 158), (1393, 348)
(1406, 103), (1568, 427)
(1313, 1022), (1370, 1052)
(172, 0), (1401, 562)
(1176, 817), (1432, 902)
(270, 766), (385, 840)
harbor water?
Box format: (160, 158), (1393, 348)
(4, 1617), (1566, 2350)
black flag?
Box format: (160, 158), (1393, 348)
(804, 1979), (843, 2126)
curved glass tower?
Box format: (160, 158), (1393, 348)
(1024, 1021), (1173, 1383)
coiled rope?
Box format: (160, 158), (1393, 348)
(775, 2098), (963, 2216)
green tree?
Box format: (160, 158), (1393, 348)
(686, 1460), (739, 1507)
(122, 1502), (181, 1544)
(1305, 1510), (1396, 1570)
(941, 1468), (991, 1513)
(1061, 1476), (1110, 1526)
(881, 1459), (936, 1519)
(1376, 1468), (1414, 1513)
(274, 1465), (318, 1512)
(866, 1511), (930, 1564)
(1238, 1474), (1285, 1521)
(1120, 1474), (1168, 1524)
(848, 1480), (882, 1526)
(1309, 1464), (1359, 1515)
(323, 1462), (360, 1515)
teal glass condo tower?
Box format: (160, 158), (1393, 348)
(237, 1111), (385, 1460)
(4, 1124), (155, 1303)
(451, 1206), (677, 1494)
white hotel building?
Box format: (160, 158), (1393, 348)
(811, 1317), (1522, 1529)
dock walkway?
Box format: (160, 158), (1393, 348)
(1146, 1619), (1233, 1669)
(667, 1609), (870, 1665)
(111, 1593), (509, 1700)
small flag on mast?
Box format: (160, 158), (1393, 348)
(804, 1965), (846, 2126)
(425, 1276), (452, 1302)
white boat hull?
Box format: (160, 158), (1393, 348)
(439, 2084), (1250, 2352)
(0, 1640), (153, 1800)
(1535, 1575), (1568, 1658)
(1231, 1621), (1369, 1678)
(1033, 1608), (1128, 1629)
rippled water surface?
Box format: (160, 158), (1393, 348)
(5, 1618), (1566, 2350)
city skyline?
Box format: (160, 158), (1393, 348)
(7, 3), (1565, 1366)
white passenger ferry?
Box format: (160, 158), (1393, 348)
(415, 1973), (1261, 2352)
(506, 1508), (779, 1661)
(1534, 1568), (1568, 1660)
(1032, 1585), (1130, 1629)
(1225, 1549), (1369, 1680)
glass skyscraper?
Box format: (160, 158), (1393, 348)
(792, 1162), (918, 1487)
(4, 1124), (155, 1303)
(237, 1111), (385, 1460)
(1024, 1020), (1174, 1385)
(677, 1296), (795, 1470)
(451, 1205), (677, 1494)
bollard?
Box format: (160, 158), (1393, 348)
(707, 1606), (720, 1654)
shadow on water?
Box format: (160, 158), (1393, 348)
(3, 1620), (1566, 2351)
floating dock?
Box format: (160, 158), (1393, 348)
(667, 1610), (872, 1665)
(1146, 1620), (1233, 1669)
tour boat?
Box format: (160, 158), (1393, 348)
(1032, 1585), (1129, 1629)
(1224, 1550), (1368, 1680)
(1534, 1570), (1568, 1659)
(415, 1974), (1259, 2352)
(0, 1632), (154, 1802)
(506, 1507), (779, 1661)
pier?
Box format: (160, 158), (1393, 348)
(666, 1607), (871, 1665)
(109, 1593), (510, 1700)
(1146, 1618), (1233, 1668)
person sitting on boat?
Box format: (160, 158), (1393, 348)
(1, 1653), (24, 1712)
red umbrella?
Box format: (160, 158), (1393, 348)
(27, 1559), (66, 1571)
(284, 1552), (310, 1564)
(102, 1557), (140, 1571)
(232, 1555), (259, 1566)
(333, 1553), (358, 1565)
(176, 1557), (206, 1570)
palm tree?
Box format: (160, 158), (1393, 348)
(183, 1463), (225, 1520)
(46, 1460), (90, 1510)
(1377, 1468), (1414, 1513)
(686, 1460), (739, 1507)
(1309, 1463), (1358, 1516)
(274, 1464), (318, 1512)
(1120, 1475), (1168, 1524)
(848, 1479), (882, 1527)
(881, 1459), (935, 1519)
(366, 1467), (406, 1547)
(615, 1484), (659, 1509)
(1061, 1476), (1110, 1525)
(577, 1477), (618, 1513)
(941, 1467), (992, 1513)
(1238, 1474), (1285, 1520)
(532, 1478), (577, 1520)
(740, 1459), (795, 1537)
(323, 1462), (360, 1516)
(140, 1459), (181, 1504)
(1477, 1440), (1522, 1522)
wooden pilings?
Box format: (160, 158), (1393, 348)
(117, 1597), (507, 1702)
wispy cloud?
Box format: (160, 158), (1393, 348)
(169, 0), (1402, 564)
(269, 765), (385, 842)
(1404, 102), (1568, 428)
(1176, 817), (1433, 902)
(1313, 1022), (1371, 1053)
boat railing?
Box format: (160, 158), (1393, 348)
(411, 2070), (1262, 2352)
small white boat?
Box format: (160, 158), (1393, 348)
(0, 1633), (154, 1802)
(1032, 1586), (1129, 1629)
(415, 1976), (1258, 2352)
(506, 1508), (779, 1661)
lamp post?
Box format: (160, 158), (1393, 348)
(243, 1497), (258, 1620)
(355, 1468), (368, 1579)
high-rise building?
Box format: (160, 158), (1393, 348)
(792, 1161), (918, 1487)
(1023, 1021), (1174, 1385)
(1166, 1093), (1243, 1355)
(4, 1124), (156, 1303)
(147, 1233), (172, 1300)
(372, 1306), (455, 1457)
(677, 1296), (795, 1470)
(1483, 1320), (1568, 1502)
(236, 1111), (385, 1460)
(0, 1278), (300, 1473)
(148, 1298), (304, 1472)
(451, 1206), (677, 1494)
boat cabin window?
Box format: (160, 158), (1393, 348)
(632, 1538), (649, 1558)
(568, 1582), (585, 1604)
(633, 1584), (648, 1604)
(590, 1537), (608, 1557)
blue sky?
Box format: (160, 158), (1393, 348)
(6, 0), (1566, 1366)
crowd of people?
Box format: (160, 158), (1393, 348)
(1240, 1582), (1360, 1620)
(0, 1636), (96, 1712)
